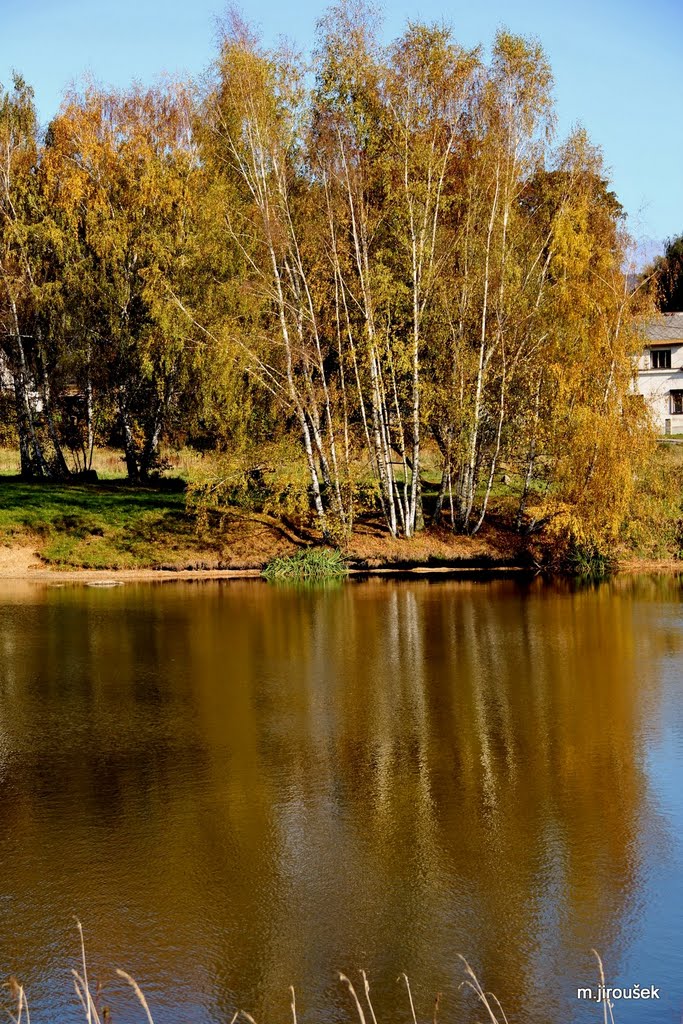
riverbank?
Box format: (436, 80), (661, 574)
(1, 539), (681, 584)
(0, 476), (524, 575)
(1, 477), (680, 580)
(0, 534), (527, 581)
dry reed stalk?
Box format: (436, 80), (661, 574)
(361, 969), (379, 1024)
(71, 969), (102, 1024)
(342, 965), (506, 1024)
(592, 949), (616, 1024)
(115, 969), (156, 1024)
(72, 918), (101, 1024)
(3, 977), (30, 1024)
(3, 936), (616, 1024)
(339, 973), (369, 1024)
(458, 956), (510, 1024)
(400, 972), (418, 1024)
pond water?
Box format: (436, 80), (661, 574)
(0, 576), (682, 1024)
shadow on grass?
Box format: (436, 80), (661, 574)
(0, 478), (186, 531)
(0, 476), (185, 509)
(0, 477), (200, 568)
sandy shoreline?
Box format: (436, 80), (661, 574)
(1, 542), (681, 584)
(0, 557), (529, 584)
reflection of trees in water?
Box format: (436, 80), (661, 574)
(0, 579), (677, 1024)
(198, 580), (670, 1023)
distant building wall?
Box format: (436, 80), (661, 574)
(636, 314), (683, 433)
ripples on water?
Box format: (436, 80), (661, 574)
(0, 576), (681, 1024)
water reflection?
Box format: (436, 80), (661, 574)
(0, 577), (681, 1024)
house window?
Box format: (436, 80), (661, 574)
(671, 391), (683, 415)
(651, 348), (672, 369)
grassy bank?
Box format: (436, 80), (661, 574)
(1, 434), (682, 574)
(0, 478), (219, 570)
(0, 475), (519, 573)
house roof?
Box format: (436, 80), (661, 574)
(644, 312), (683, 342)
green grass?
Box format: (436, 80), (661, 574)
(0, 478), (219, 569)
(262, 547), (349, 581)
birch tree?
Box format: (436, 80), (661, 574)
(204, 19), (351, 536)
(314, 7), (479, 536)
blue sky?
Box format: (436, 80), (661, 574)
(1, 0), (681, 263)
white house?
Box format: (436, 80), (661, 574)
(636, 312), (683, 433)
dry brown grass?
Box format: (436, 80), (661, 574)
(345, 522), (516, 568)
(1, 921), (618, 1024)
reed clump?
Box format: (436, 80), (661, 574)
(2, 922), (616, 1024)
(262, 547), (349, 581)
(563, 541), (618, 581)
